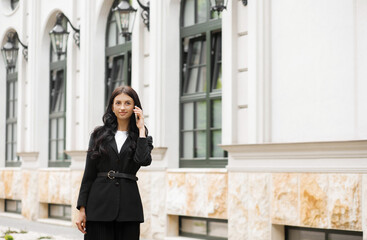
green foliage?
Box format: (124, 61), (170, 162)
(37, 236), (53, 240)
(4, 234), (14, 240)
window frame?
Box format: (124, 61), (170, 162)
(179, 0), (227, 168)
(48, 204), (71, 221)
(179, 216), (228, 240)
(285, 226), (363, 240)
(5, 199), (22, 214)
(105, 0), (132, 105)
(48, 43), (69, 167)
(5, 67), (20, 167)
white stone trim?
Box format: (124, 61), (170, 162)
(167, 168), (227, 174)
(37, 218), (72, 227)
(65, 150), (87, 170)
(18, 152), (39, 169)
(222, 140), (367, 173)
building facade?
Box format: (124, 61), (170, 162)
(1, 0), (367, 239)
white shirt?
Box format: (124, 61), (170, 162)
(115, 131), (128, 153)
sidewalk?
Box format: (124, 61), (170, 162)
(0, 215), (82, 240)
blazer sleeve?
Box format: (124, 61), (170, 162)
(133, 136), (153, 166)
(76, 135), (98, 210)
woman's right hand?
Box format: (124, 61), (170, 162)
(76, 207), (87, 234)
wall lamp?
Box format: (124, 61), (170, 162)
(210, 0), (247, 12)
(136, 0), (149, 31)
(49, 12), (80, 57)
(1, 31), (28, 69)
(113, 0), (150, 37)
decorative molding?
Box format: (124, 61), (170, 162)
(65, 150), (87, 170)
(221, 140), (367, 173)
(151, 147), (168, 161)
(18, 152), (39, 169)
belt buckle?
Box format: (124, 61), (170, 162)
(107, 170), (115, 180)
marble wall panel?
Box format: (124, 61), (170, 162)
(248, 173), (271, 240)
(186, 173), (207, 217)
(328, 174), (362, 230)
(150, 172), (167, 239)
(228, 173), (249, 240)
(272, 173), (299, 225)
(38, 170), (71, 204)
(166, 173), (186, 215)
(207, 173), (227, 219)
(0, 170), (22, 199)
(300, 174), (328, 228)
(22, 170), (39, 220)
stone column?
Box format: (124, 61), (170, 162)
(19, 152), (39, 220)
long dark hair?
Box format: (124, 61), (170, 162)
(89, 86), (148, 159)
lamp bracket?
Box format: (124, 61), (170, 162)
(58, 13), (80, 48)
(136, 0), (150, 31)
(8, 31), (28, 61)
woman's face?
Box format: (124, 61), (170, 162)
(112, 93), (135, 122)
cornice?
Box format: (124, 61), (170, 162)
(221, 140), (367, 173)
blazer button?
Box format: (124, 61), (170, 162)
(115, 181), (120, 186)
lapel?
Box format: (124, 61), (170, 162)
(109, 135), (131, 159)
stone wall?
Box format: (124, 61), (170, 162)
(1, 168), (366, 239)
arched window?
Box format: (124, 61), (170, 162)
(4, 34), (19, 167)
(105, 0), (132, 104)
(48, 16), (69, 167)
(180, 0), (226, 168)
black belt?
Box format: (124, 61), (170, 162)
(97, 170), (138, 181)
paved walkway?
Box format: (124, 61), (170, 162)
(0, 215), (82, 240)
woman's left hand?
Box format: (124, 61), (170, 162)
(134, 106), (145, 131)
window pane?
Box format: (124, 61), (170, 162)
(50, 140), (56, 161)
(14, 99), (18, 118)
(7, 124), (12, 142)
(108, 17), (117, 47)
(195, 101), (206, 129)
(183, 0), (195, 27)
(208, 221), (227, 238)
(9, 99), (13, 118)
(50, 205), (63, 218)
(212, 99), (221, 128)
(50, 118), (57, 139)
(181, 218), (207, 235)
(191, 41), (202, 65)
(288, 229), (324, 240)
(186, 68), (198, 93)
(329, 233), (362, 240)
(9, 81), (14, 99)
(197, 67), (206, 92)
(6, 143), (12, 161)
(214, 64), (222, 90)
(183, 102), (194, 130)
(211, 130), (224, 157)
(183, 132), (194, 158)
(13, 143), (17, 161)
(195, 131), (206, 158)
(197, 0), (207, 23)
(58, 140), (64, 160)
(58, 118), (65, 139)
(64, 206), (71, 219)
(5, 200), (17, 212)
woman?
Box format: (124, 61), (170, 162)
(76, 86), (153, 240)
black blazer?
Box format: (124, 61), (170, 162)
(77, 133), (153, 222)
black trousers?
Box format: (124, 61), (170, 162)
(84, 221), (140, 240)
